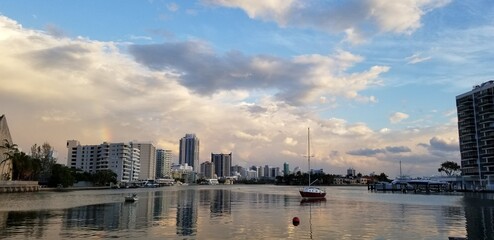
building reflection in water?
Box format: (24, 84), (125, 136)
(210, 189), (231, 218)
(176, 189), (198, 236)
(463, 194), (494, 240)
(63, 204), (122, 231)
(2, 189), (494, 239)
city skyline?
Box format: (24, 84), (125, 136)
(1, 1), (494, 178)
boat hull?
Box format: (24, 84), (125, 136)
(299, 187), (326, 198)
(299, 191), (326, 198)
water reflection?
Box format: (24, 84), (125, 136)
(176, 189), (197, 236)
(0, 186), (493, 239)
(300, 198), (326, 239)
(463, 193), (494, 240)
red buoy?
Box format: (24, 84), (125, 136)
(292, 217), (300, 226)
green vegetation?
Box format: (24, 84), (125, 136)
(1, 139), (118, 188)
(275, 171), (390, 185)
(438, 161), (461, 176)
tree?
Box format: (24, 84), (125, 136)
(11, 152), (41, 181)
(31, 143), (57, 184)
(92, 170), (117, 186)
(0, 139), (18, 180)
(438, 161), (461, 176)
(48, 164), (74, 187)
(376, 173), (390, 182)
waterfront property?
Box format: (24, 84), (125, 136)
(67, 140), (141, 182)
(457, 80), (494, 190)
(370, 176), (463, 193)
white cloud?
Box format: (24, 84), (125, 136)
(167, 3), (179, 12)
(205, 0), (451, 43)
(284, 137), (297, 146)
(0, 15), (459, 177)
(406, 53), (432, 64)
(389, 112), (410, 124)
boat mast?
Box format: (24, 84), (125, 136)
(308, 127), (311, 186)
(399, 161), (402, 178)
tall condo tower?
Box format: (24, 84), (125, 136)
(456, 80), (494, 190)
(179, 134), (200, 173)
(211, 153), (232, 178)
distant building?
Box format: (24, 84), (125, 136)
(132, 142), (156, 180)
(245, 169), (258, 180)
(0, 115), (13, 180)
(347, 168), (356, 177)
(200, 161), (215, 179)
(179, 134), (200, 173)
(457, 80), (494, 190)
(283, 162), (290, 176)
(257, 166), (264, 179)
(271, 167), (280, 178)
(211, 153), (232, 178)
(67, 140), (140, 182)
(231, 165), (244, 177)
(263, 165), (270, 178)
(156, 149), (172, 178)
(171, 163), (196, 183)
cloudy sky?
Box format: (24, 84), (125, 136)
(1, 0), (493, 178)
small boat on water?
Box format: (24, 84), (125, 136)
(299, 128), (326, 199)
(125, 193), (138, 202)
(300, 184), (326, 199)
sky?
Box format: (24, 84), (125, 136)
(1, 0), (494, 178)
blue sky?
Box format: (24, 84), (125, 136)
(1, 0), (493, 177)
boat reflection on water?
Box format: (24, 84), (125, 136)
(300, 197), (326, 239)
(300, 198), (326, 205)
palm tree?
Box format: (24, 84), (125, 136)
(0, 139), (18, 180)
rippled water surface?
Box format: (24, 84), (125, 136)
(1, 185), (492, 239)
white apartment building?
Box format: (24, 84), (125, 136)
(156, 149), (172, 178)
(67, 140), (141, 182)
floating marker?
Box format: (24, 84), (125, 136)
(292, 217), (300, 226)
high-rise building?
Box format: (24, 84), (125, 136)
(156, 149), (172, 178)
(179, 134), (200, 172)
(283, 162), (290, 176)
(200, 161), (215, 179)
(66, 140), (140, 182)
(211, 153), (232, 178)
(347, 168), (356, 177)
(456, 80), (494, 190)
(132, 142), (156, 180)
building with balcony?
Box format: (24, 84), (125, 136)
(456, 80), (494, 190)
(67, 140), (140, 182)
(156, 149), (172, 178)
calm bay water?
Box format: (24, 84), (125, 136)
(0, 185), (492, 239)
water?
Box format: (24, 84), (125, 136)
(0, 185), (492, 239)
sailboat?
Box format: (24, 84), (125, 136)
(299, 128), (326, 199)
